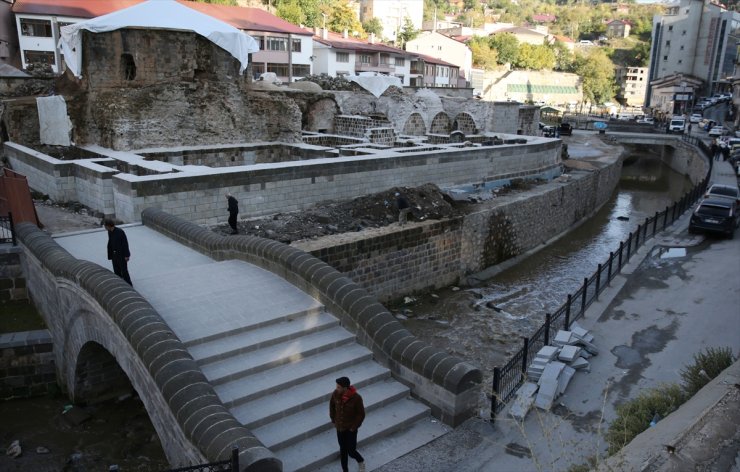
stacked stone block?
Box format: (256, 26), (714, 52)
(0, 329), (56, 400)
(0, 247), (27, 301)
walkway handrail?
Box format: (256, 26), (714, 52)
(141, 208), (483, 426)
(14, 223), (281, 472)
(490, 133), (713, 421)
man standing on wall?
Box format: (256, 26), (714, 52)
(226, 193), (239, 234)
(330, 376), (366, 472)
(104, 219), (132, 285)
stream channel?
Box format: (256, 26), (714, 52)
(0, 149), (694, 470)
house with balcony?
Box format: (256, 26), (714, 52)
(615, 66), (648, 107)
(409, 53), (460, 88)
(405, 31), (472, 87)
(311, 29), (414, 85)
(10, 0), (313, 82)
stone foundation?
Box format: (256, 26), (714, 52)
(0, 329), (56, 400)
(0, 247), (27, 302)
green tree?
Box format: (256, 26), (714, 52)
(514, 43), (556, 70)
(489, 33), (519, 65)
(197, 0), (238, 5)
(551, 40), (574, 72)
(573, 48), (616, 106)
(276, 0), (305, 25)
(362, 17), (383, 37)
(397, 17), (420, 47)
(627, 42), (651, 67)
(327, 0), (363, 35)
(468, 36), (499, 69)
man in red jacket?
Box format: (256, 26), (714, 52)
(330, 376), (366, 472)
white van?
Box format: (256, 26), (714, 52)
(668, 117), (686, 133)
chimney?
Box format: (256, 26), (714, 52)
(343, 29), (348, 39)
(370, 32), (375, 44)
(322, 28), (328, 40)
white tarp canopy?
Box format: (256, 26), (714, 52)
(59, 0), (259, 78)
(348, 73), (403, 98)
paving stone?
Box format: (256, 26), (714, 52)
(553, 330), (573, 346)
(536, 346), (559, 361)
(556, 366), (576, 396)
(509, 382), (539, 420)
(558, 345), (581, 362)
(570, 357), (590, 371)
(534, 361), (565, 410)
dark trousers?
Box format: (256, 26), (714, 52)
(336, 430), (364, 472)
(228, 211), (238, 232)
(112, 257), (132, 285)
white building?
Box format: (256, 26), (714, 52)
(648, 0), (740, 108)
(359, 0), (423, 44)
(615, 67), (649, 107)
(405, 31), (472, 87)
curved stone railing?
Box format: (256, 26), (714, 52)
(142, 208), (483, 426)
(15, 223), (281, 472)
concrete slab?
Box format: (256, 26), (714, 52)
(509, 382), (539, 421)
(557, 366), (576, 396)
(558, 345), (581, 362)
(553, 330), (573, 346)
(536, 346), (559, 361)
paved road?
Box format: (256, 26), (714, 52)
(377, 162), (740, 472)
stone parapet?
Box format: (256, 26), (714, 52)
(141, 208), (483, 426)
(14, 223), (280, 472)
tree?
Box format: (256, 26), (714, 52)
(628, 42), (651, 67)
(276, 0), (305, 25)
(397, 17), (420, 47)
(468, 36), (499, 70)
(551, 40), (574, 72)
(327, 0), (363, 35)
(573, 48), (616, 106)
(197, 0), (238, 5)
(514, 43), (556, 70)
(362, 17), (383, 37)
(489, 33), (519, 65)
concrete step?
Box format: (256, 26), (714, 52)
(201, 326), (355, 385)
(312, 416), (450, 472)
(275, 397), (435, 472)
(214, 344), (373, 408)
(182, 305), (325, 348)
(232, 360), (391, 429)
(187, 310), (339, 363)
(253, 379), (410, 450)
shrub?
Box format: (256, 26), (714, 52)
(605, 383), (686, 454)
(680, 346), (736, 397)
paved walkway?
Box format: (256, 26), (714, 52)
(377, 161), (740, 471)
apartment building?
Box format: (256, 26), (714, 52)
(615, 66), (648, 107)
(409, 53), (460, 87)
(312, 29), (414, 85)
(405, 31), (472, 87)
(358, 0), (423, 44)
(647, 0), (740, 110)
(10, 0), (313, 82)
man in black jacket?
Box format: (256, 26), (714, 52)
(104, 219), (132, 285)
(226, 193), (239, 234)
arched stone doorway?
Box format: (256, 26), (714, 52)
(452, 112), (477, 134)
(303, 98), (339, 133)
(430, 112), (451, 134)
(402, 112), (427, 136)
(74, 341), (133, 403)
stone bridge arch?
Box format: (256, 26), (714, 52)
(402, 112), (427, 136)
(303, 97), (339, 133)
(430, 112), (452, 134)
(16, 225), (280, 471)
(452, 112), (477, 134)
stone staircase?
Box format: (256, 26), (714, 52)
(185, 306), (449, 471)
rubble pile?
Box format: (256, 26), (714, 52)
(297, 74), (365, 92)
(510, 322), (597, 420)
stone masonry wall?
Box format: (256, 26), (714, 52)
(0, 246), (27, 301)
(300, 159), (624, 302)
(0, 329), (56, 400)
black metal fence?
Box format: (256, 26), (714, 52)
(0, 213), (16, 245)
(158, 447), (239, 472)
(490, 134), (712, 421)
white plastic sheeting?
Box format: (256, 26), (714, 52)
(59, 0), (259, 78)
(348, 74), (403, 98)
(36, 96), (73, 146)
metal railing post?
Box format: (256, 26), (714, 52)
(626, 232), (632, 260)
(9, 212), (16, 246)
(492, 367), (501, 421)
(581, 277), (588, 315)
(663, 206), (669, 230)
(521, 337), (529, 376)
(608, 251), (614, 281)
(653, 211), (659, 236)
(544, 313), (551, 345)
(596, 264), (602, 296)
(618, 241), (624, 270)
(565, 295), (572, 330)
(635, 225), (640, 249)
(231, 446), (239, 471)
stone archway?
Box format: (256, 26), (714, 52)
(430, 112), (452, 134)
(452, 112), (477, 134)
(303, 98), (339, 133)
(74, 341), (133, 403)
(402, 112), (427, 136)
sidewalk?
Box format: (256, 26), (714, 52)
(377, 160), (740, 471)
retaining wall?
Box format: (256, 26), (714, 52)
(0, 329), (56, 400)
(0, 246), (26, 301)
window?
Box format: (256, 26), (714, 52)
(379, 54), (389, 64)
(336, 52), (349, 63)
(24, 50), (54, 65)
(253, 36), (264, 50)
(663, 55), (668, 60)
(266, 62), (289, 77)
(359, 54), (371, 64)
(678, 59), (682, 64)
(682, 30), (686, 35)
(668, 25), (673, 31)
(20, 18), (52, 37)
(666, 40), (670, 46)
(265, 37), (287, 51)
(121, 53), (136, 80)
(394, 57), (405, 66)
(291, 39), (302, 52)
(292, 64), (310, 76)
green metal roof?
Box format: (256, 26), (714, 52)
(507, 84), (579, 94)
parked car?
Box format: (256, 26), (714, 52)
(689, 113), (703, 123)
(637, 117), (655, 124)
(708, 126), (727, 137)
(704, 183), (740, 205)
(689, 198), (738, 238)
(668, 117), (686, 133)
(558, 122), (573, 136)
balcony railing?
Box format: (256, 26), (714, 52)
(354, 60), (395, 73)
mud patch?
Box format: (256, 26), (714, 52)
(504, 442), (532, 458)
(610, 321), (680, 397)
(551, 404), (604, 434)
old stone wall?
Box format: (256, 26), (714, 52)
(0, 329), (56, 400)
(0, 247), (26, 301)
(298, 159), (624, 302)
